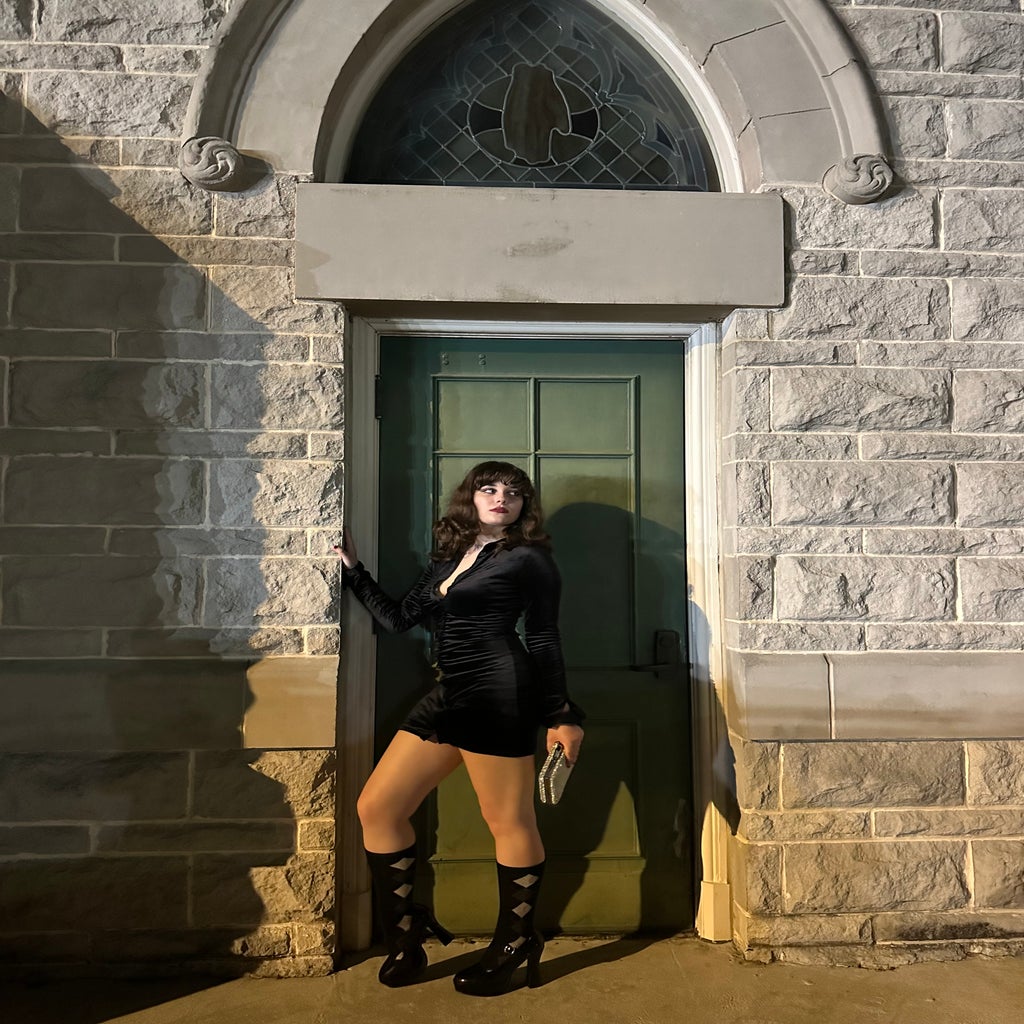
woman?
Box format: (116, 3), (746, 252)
(334, 461), (584, 996)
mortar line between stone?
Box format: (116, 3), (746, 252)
(825, 653), (836, 740)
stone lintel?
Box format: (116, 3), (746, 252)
(244, 656), (338, 749)
(295, 184), (784, 308)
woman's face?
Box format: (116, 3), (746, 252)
(473, 481), (525, 531)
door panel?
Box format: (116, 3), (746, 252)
(376, 336), (692, 933)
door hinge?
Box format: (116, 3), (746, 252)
(374, 374), (382, 419)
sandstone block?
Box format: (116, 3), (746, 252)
(115, 431), (308, 459)
(729, 839), (782, 916)
(784, 841), (968, 914)
(733, 740), (780, 812)
(0, 825), (91, 856)
(741, 811), (871, 842)
(958, 464), (1024, 527)
(729, 341), (857, 366)
(896, 156), (1024, 189)
(866, 623), (1024, 651)
(773, 462), (953, 527)
(216, 176), (296, 239)
(0, 232), (117, 262)
(116, 331), (307, 362)
(119, 236), (294, 267)
(724, 555), (773, 620)
(305, 626), (341, 655)
(775, 556), (956, 621)
(5, 456), (204, 526)
(942, 13), (1024, 74)
(298, 820), (335, 852)
(11, 360), (203, 428)
(860, 250), (1024, 279)
(0, 752), (188, 821)
(105, 627), (304, 658)
(967, 740), (1024, 804)
(740, 912), (872, 947)
(862, 434), (1024, 461)
(876, 68), (1022, 101)
(973, 841), (1024, 908)
(27, 71), (192, 138)
(210, 461), (344, 529)
(209, 266), (344, 334)
(193, 750), (336, 820)
(861, 341), (1024, 369)
(729, 434), (855, 462)
(0, 1), (32, 39)
(0, 526), (106, 555)
(122, 45), (205, 74)
(191, 852), (334, 927)
(728, 621), (865, 652)
(210, 363), (344, 431)
(37, 0), (226, 44)
(945, 189), (1024, 253)
(0, 856), (189, 931)
(121, 138), (180, 167)
(733, 527), (862, 555)
(840, 9), (937, 70)
(13, 263), (205, 330)
(874, 809), (1024, 838)
(961, 559), (1024, 620)
(203, 558), (339, 628)
(108, 527), (306, 557)
(292, 921), (335, 957)
(724, 367), (770, 433)
(0, 165), (17, 231)
(774, 278), (950, 340)
(97, 822), (295, 853)
(884, 96), (945, 159)
(0, 427), (110, 455)
(872, 910), (1024, 943)
(947, 100), (1024, 160)
(729, 461), (770, 527)
(21, 167), (212, 235)
(781, 741), (964, 809)
(88, 926), (290, 962)
(308, 434), (345, 460)
(0, 628), (102, 657)
(1, 556), (202, 627)
(0, 328), (112, 358)
(784, 185), (936, 249)
(787, 250), (854, 276)
(953, 279), (1024, 340)
(772, 367), (951, 431)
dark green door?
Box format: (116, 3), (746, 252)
(376, 335), (692, 933)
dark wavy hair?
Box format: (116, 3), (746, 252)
(432, 461), (550, 560)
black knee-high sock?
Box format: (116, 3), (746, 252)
(365, 844), (418, 945)
(481, 860), (545, 963)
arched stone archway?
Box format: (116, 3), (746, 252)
(182, 0), (893, 203)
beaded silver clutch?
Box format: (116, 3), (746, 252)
(538, 742), (574, 805)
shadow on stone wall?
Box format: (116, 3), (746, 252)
(0, 92), (339, 994)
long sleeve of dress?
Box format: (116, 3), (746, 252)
(521, 549), (585, 727)
(341, 561), (437, 633)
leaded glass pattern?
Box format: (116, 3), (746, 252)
(345, 0), (720, 191)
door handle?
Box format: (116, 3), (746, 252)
(631, 629), (682, 672)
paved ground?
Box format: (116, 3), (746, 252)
(4, 937), (1022, 1024)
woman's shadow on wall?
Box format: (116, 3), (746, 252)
(0, 89), (340, 1021)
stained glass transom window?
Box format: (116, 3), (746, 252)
(345, 0), (720, 191)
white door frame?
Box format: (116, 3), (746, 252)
(338, 314), (731, 949)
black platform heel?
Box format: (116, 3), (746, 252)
(453, 861), (546, 996)
(379, 903), (454, 987)
(453, 931), (544, 995)
(366, 845), (452, 988)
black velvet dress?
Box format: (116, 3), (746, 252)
(342, 541), (584, 757)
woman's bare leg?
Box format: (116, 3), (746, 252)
(461, 751), (544, 865)
(358, 731), (463, 853)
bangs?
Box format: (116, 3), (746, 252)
(470, 461), (532, 494)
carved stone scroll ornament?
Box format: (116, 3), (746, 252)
(822, 153), (895, 205)
(179, 136), (247, 191)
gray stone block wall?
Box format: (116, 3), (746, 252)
(721, 0), (1024, 962)
(2, 0), (1024, 974)
(0, 0), (338, 977)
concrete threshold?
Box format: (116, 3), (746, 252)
(4, 937), (1022, 1024)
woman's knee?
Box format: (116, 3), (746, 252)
(479, 803), (537, 842)
(357, 785), (404, 832)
